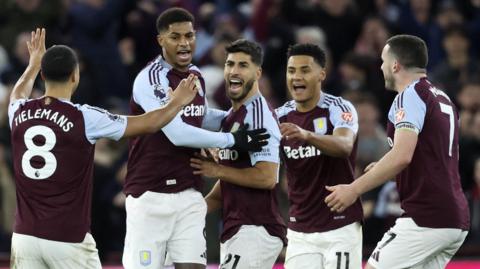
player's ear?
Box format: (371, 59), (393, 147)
(71, 66), (79, 83)
(156, 33), (164, 47)
(392, 60), (400, 73)
(319, 68), (326, 81)
(40, 71), (46, 81)
(256, 67), (262, 80)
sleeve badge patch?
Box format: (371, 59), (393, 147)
(153, 84), (167, 99)
(341, 112), (353, 122)
(395, 109), (405, 123)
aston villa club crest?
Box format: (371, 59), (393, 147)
(139, 250), (151, 266)
(313, 117), (327, 134)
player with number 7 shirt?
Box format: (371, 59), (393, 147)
(325, 35), (469, 269)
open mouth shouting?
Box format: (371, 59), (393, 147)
(177, 49), (191, 62)
(228, 78), (244, 95)
(292, 82), (307, 94)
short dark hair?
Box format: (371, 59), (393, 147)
(386, 35), (428, 69)
(41, 45), (78, 82)
(287, 43), (326, 68)
(156, 7), (194, 33)
(225, 39), (263, 66)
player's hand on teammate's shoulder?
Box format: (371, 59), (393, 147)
(26, 28), (46, 69)
(232, 123), (270, 152)
(324, 184), (359, 213)
(280, 122), (309, 141)
(169, 74), (199, 106)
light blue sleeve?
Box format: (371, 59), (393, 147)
(8, 99), (26, 129)
(161, 114), (234, 148)
(245, 99), (281, 165)
(328, 99), (359, 134)
(133, 65), (235, 148)
(201, 99), (228, 131)
(132, 68), (172, 113)
(79, 105), (127, 144)
(387, 99), (396, 125)
(394, 88), (426, 133)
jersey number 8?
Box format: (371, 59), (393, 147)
(21, 125), (57, 180)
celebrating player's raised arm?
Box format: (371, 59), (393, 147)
(10, 28), (45, 103)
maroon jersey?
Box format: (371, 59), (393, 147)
(125, 58), (207, 196)
(276, 93), (363, 233)
(386, 77), (469, 230)
(8, 97), (126, 242)
(218, 94), (287, 245)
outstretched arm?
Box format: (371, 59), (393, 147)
(122, 75), (198, 138)
(324, 129), (417, 212)
(10, 28), (46, 103)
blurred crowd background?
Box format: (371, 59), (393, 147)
(0, 0), (479, 264)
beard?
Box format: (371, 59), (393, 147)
(226, 78), (255, 101)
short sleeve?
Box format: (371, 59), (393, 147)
(246, 99), (281, 165)
(8, 99), (26, 129)
(392, 88), (426, 134)
(328, 99), (359, 134)
(132, 68), (171, 113)
(80, 105), (127, 144)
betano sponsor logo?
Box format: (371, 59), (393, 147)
(283, 145), (321, 159)
(181, 104), (205, 117)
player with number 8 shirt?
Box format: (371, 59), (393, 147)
(325, 35), (469, 269)
(8, 28), (199, 269)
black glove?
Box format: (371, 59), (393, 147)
(232, 123), (270, 152)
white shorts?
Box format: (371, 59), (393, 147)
(11, 232), (101, 269)
(368, 218), (468, 269)
(285, 222), (362, 269)
(122, 189), (207, 269)
(219, 225), (283, 269)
